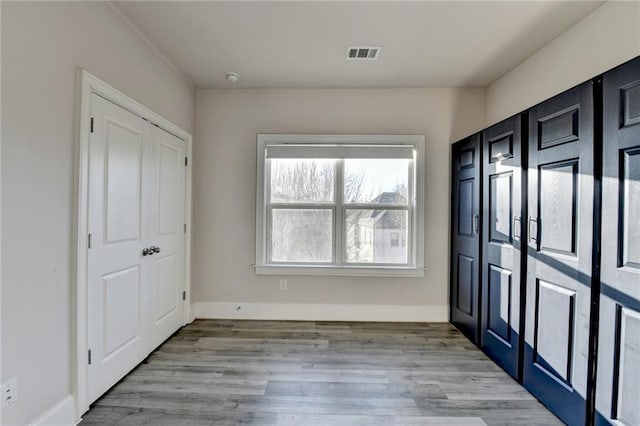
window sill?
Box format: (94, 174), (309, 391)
(254, 264), (424, 278)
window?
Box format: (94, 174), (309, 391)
(255, 134), (425, 277)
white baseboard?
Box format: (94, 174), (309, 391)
(30, 395), (75, 426)
(194, 302), (448, 322)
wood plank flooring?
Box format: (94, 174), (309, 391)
(80, 320), (561, 425)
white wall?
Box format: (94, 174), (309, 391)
(1, 2), (195, 425)
(487, 1), (640, 125)
(193, 88), (485, 320)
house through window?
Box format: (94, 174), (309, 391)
(255, 134), (425, 277)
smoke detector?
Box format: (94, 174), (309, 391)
(225, 72), (240, 83)
(346, 46), (381, 60)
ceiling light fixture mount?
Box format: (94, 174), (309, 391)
(225, 72), (240, 83)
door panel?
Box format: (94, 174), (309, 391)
(596, 56), (640, 426)
(450, 135), (481, 343)
(148, 126), (186, 349)
(103, 267), (141, 357)
(621, 148), (640, 268)
(87, 94), (152, 403)
(456, 254), (474, 315)
(615, 306), (640, 426)
(489, 172), (513, 243)
(481, 115), (524, 379)
(487, 265), (512, 344)
(105, 122), (143, 243)
(524, 82), (594, 426)
(534, 280), (575, 384)
(539, 161), (578, 255)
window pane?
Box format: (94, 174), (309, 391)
(345, 209), (408, 264)
(344, 159), (410, 204)
(270, 159), (335, 203)
(271, 209), (333, 262)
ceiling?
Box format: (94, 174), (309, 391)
(114, 1), (604, 89)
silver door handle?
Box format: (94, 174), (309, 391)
(529, 217), (539, 244)
(473, 214), (479, 234)
(514, 217), (521, 241)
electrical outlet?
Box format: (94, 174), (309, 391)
(280, 279), (288, 290)
(1, 378), (17, 408)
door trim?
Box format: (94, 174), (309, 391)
(73, 70), (193, 420)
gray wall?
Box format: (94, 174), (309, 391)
(1, 2), (195, 424)
(487, 1), (640, 125)
(193, 88), (486, 317)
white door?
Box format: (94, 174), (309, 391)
(86, 94), (187, 404)
(87, 94), (153, 403)
(148, 125), (186, 349)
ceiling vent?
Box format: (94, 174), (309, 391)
(346, 46), (381, 60)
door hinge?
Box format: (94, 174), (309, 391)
(182, 291), (186, 301)
(184, 224), (187, 234)
(88, 349), (92, 365)
(185, 157), (188, 166)
(88, 233), (92, 249)
(90, 117), (94, 133)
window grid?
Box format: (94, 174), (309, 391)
(265, 158), (414, 267)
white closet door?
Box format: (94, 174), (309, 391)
(148, 125), (186, 349)
(87, 94), (153, 403)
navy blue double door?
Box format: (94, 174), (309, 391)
(480, 83), (595, 425)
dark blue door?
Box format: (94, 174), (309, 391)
(523, 81), (594, 426)
(451, 134), (482, 344)
(481, 115), (525, 379)
(595, 56), (640, 426)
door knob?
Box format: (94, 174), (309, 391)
(151, 246), (161, 254)
(142, 247), (152, 256)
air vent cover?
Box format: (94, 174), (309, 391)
(346, 46), (381, 60)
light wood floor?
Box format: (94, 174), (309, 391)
(81, 320), (561, 425)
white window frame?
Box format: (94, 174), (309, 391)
(255, 134), (425, 277)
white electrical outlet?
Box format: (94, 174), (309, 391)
(1, 378), (17, 408)
(280, 279), (288, 290)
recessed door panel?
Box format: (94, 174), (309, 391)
(103, 266), (141, 358)
(158, 143), (181, 236)
(621, 148), (640, 268)
(597, 56), (640, 426)
(534, 280), (575, 384)
(156, 254), (179, 322)
(459, 147), (474, 169)
(615, 307), (640, 426)
(450, 134), (481, 343)
(456, 255), (474, 316)
(487, 265), (512, 345)
(539, 161), (578, 256)
(490, 173), (512, 244)
(489, 133), (513, 162)
(105, 121), (142, 244)
(537, 106), (579, 149)
(458, 179), (474, 237)
(621, 81), (640, 127)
